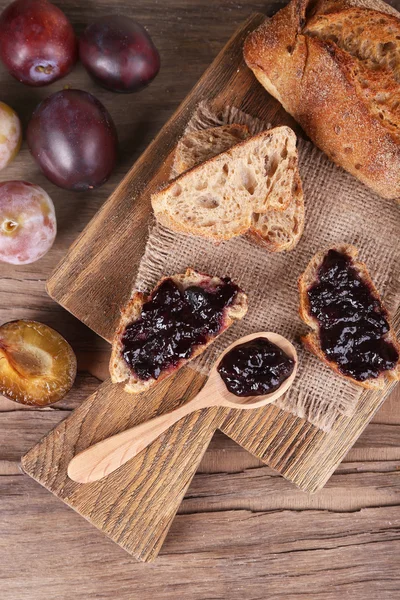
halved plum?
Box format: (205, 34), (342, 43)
(0, 320), (77, 406)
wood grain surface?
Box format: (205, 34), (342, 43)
(23, 3), (400, 562)
(1, 0), (400, 597)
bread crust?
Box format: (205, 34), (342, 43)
(298, 244), (400, 388)
(110, 268), (248, 394)
(244, 0), (400, 200)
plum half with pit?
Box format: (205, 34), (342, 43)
(0, 102), (22, 171)
(0, 320), (77, 406)
(0, 0), (78, 86)
(27, 89), (118, 190)
(0, 181), (56, 265)
(79, 15), (160, 93)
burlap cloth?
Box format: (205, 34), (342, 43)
(135, 103), (400, 431)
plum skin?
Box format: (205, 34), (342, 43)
(0, 0), (78, 86)
(79, 15), (160, 93)
(27, 89), (118, 191)
(0, 102), (22, 171)
(0, 181), (56, 265)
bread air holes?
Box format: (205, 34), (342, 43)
(194, 180), (208, 191)
(268, 226), (289, 242)
(197, 194), (219, 209)
(281, 143), (288, 160)
(171, 183), (182, 197)
(240, 166), (257, 195)
(265, 153), (279, 179)
(276, 196), (285, 207)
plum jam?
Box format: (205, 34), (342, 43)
(121, 277), (240, 381)
(307, 249), (399, 381)
(217, 337), (295, 396)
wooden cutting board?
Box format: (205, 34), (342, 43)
(22, 13), (400, 562)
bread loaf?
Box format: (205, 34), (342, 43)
(244, 0), (400, 200)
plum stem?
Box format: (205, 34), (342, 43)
(1, 219), (18, 234)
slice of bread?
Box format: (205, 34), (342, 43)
(248, 171), (304, 252)
(171, 124), (250, 178)
(171, 124), (304, 252)
(299, 244), (400, 389)
(110, 268), (248, 394)
(152, 126), (302, 243)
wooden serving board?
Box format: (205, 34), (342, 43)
(22, 13), (400, 562)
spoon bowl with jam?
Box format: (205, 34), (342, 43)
(68, 332), (298, 484)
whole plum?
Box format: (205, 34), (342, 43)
(27, 89), (118, 191)
(0, 181), (56, 265)
(0, 0), (78, 86)
(79, 15), (160, 93)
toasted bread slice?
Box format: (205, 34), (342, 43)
(110, 268), (248, 394)
(299, 244), (400, 389)
(171, 124), (304, 252)
(152, 126), (300, 242)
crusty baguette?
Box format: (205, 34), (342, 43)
(172, 124), (304, 252)
(299, 244), (400, 389)
(110, 268), (248, 394)
(244, 0), (400, 200)
(171, 124), (250, 178)
(152, 126), (301, 242)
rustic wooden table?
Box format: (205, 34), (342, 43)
(1, 1), (399, 598)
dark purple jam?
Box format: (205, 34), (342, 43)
(307, 249), (399, 381)
(217, 337), (295, 397)
(122, 277), (240, 381)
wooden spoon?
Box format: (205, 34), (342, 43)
(68, 332), (298, 484)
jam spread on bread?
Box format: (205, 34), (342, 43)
(307, 250), (399, 382)
(217, 337), (294, 396)
(121, 277), (239, 381)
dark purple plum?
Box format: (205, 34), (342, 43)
(27, 89), (118, 191)
(79, 15), (160, 93)
(0, 0), (78, 86)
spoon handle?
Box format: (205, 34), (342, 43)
(67, 390), (214, 484)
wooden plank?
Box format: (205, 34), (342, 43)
(1, 475), (399, 600)
(5, 413), (400, 471)
(22, 368), (228, 562)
